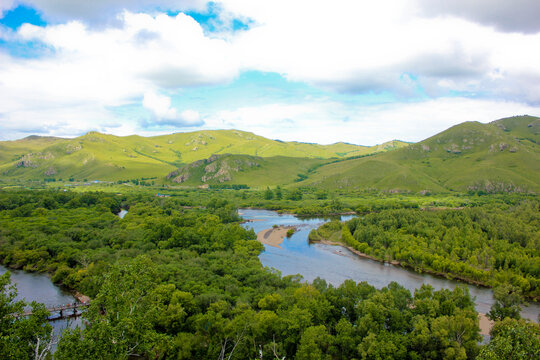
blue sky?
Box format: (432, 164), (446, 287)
(0, 0), (539, 144)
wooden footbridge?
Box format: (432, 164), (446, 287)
(15, 301), (90, 321)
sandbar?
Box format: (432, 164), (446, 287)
(478, 313), (494, 336)
(257, 227), (290, 248)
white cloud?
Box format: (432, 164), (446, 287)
(222, 0), (540, 102)
(142, 91), (203, 126)
(0, 11), (232, 138)
(178, 109), (202, 125)
(203, 97), (540, 145)
(143, 91), (177, 120)
(0, 103), (121, 140)
(1, 1), (540, 142)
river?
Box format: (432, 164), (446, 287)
(239, 208), (540, 322)
(1, 207), (537, 347)
(0, 265), (81, 349)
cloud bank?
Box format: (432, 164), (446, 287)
(0, 0), (539, 143)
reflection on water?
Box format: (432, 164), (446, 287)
(240, 209), (540, 321)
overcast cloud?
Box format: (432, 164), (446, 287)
(418, 0), (540, 34)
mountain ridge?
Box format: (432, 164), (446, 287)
(300, 115), (540, 193)
(1, 115), (538, 193)
(0, 129), (407, 182)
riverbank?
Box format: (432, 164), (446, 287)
(239, 206), (356, 218)
(257, 226), (295, 248)
(241, 208), (540, 322)
(73, 291), (90, 303)
(312, 238), (399, 264)
(300, 239), (498, 334)
(311, 237), (494, 288)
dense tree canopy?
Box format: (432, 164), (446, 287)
(0, 189), (538, 358)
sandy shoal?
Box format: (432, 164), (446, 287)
(478, 313), (494, 336)
(257, 227), (290, 248)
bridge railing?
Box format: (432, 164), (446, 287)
(14, 301), (91, 318)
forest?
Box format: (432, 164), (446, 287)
(0, 189), (538, 359)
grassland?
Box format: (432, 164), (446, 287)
(300, 115), (540, 193)
(1, 115), (538, 194)
(0, 130), (406, 183)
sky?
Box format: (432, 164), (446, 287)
(0, 1), (540, 145)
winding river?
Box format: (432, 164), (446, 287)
(2, 207), (537, 349)
(239, 209), (540, 322)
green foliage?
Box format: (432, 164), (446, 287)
(275, 186), (283, 200)
(488, 284), (524, 321)
(0, 189), (501, 359)
(477, 318), (540, 360)
(287, 188), (303, 201)
(264, 187), (274, 200)
(56, 257), (165, 359)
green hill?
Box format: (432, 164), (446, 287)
(301, 115), (540, 193)
(167, 154), (326, 187)
(0, 130), (404, 182)
(2, 116), (537, 192)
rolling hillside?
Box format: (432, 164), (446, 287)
(167, 154), (326, 187)
(2, 116), (537, 192)
(0, 130), (405, 182)
(301, 115), (540, 193)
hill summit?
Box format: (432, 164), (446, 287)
(301, 115), (540, 193)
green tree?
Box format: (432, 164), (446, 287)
(264, 187), (274, 200)
(295, 325), (333, 360)
(477, 318), (540, 360)
(275, 186), (283, 200)
(487, 284), (523, 321)
(287, 188), (303, 201)
(56, 257), (169, 359)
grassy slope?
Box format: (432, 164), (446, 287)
(0, 130), (401, 182)
(2, 116), (536, 192)
(169, 154), (326, 188)
(302, 115), (540, 192)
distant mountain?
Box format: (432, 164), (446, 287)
(301, 115), (540, 193)
(3, 116), (537, 193)
(0, 129), (405, 182)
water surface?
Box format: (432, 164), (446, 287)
(0, 265), (81, 348)
(240, 209), (540, 321)
(118, 209), (128, 219)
